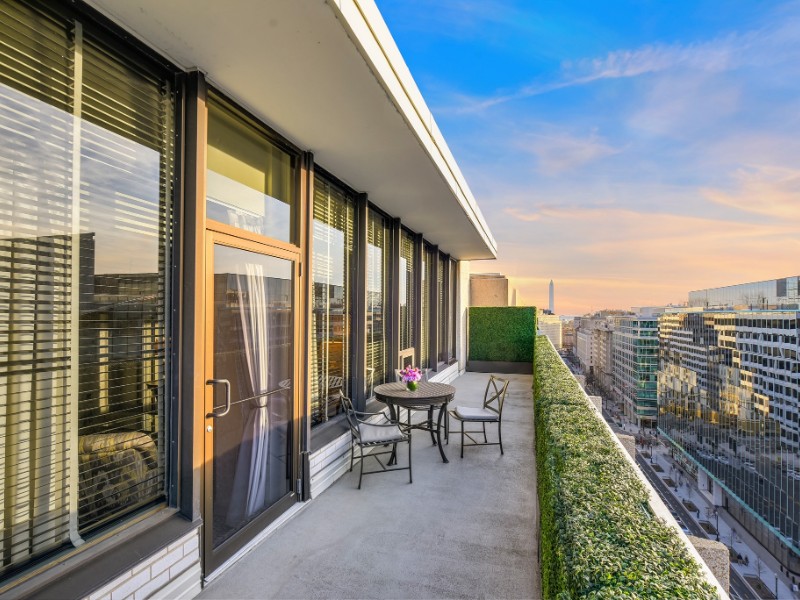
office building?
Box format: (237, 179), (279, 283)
(689, 276), (800, 310)
(659, 310), (800, 578)
(613, 315), (659, 428)
(538, 311), (563, 350)
(576, 315), (616, 393)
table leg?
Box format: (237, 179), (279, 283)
(428, 406), (436, 446)
(388, 403), (398, 465)
(435, 403), (449, 463)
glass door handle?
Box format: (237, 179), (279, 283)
(206, 379), (231, 418)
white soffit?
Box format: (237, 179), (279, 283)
(85, 0), (497, 260)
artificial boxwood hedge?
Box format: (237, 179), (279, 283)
(533, 336), (717, 599)
(468, 306), (535, 362)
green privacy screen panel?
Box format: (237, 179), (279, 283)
(467, 307), (536, 370)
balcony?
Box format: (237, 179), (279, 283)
(198, 370), (541, 599)
(197, 333), (725, 599)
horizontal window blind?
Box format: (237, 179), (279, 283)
(437, 256), (445, 364)
(0, 0), (174, 576)
(0, 0), (75, 574)
(399, 231), (416, 356)
(366, 211), (389, 396)
(310, 175), (354, 426)
(420, 248), (430, 368)
(449, 259), (458, 361)
(76, 29), (173, 534)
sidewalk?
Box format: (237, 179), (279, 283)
(648, 439), (798, 600)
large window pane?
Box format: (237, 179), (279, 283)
(207, 98), (296, 243)
(399, 230), (416, 356)
(0, 0), (174, 574)
(420, 246), (432, 369)
(310, 176), (354, 426)
(366, 211), (389, 396)
(449, 258), (458, 361)
(437, 255), (445, 364)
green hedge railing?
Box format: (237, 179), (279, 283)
(534, 335), (717, 599)
(468, 306), (535, 362)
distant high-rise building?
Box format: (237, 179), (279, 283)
(658, 309), (800, 577)
(549, 279), (554, 313)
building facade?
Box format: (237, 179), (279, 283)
(689, 276), (800, 310)
(0, 0), (496, 597)
(538, 312), (563, 350)
(613, 316), (658, 428)
(658, 310), (800, 578)
(575, 316), (615, 394)
(562, 319), (576, 352)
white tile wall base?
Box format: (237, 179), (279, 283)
(84, 529), (201, 600)
(308, 363), (463, 499)
(430, 363), (461, 385)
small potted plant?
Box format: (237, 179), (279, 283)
(399, 365), (422, 391)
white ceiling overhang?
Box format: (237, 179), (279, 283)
(85, 0), (497, 260)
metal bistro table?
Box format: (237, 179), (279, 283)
(374, 381), (456, 463)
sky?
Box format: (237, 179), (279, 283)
(375, 0), (800, 316)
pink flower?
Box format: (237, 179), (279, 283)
(400, 365), (422, 383)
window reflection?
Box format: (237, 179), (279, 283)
(399, 231), (416, 355)
(207, 99), (295, 243)
(0, 12), (173, 575)
(310, 176), (354, 426)
(366, 211), (389, 396)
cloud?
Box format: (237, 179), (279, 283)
(504, 207), (540, 222)
(454, 8), (800, 114)
(517, 130), (620, 175)
(482, 201), (799, 314)
(702, 165), (800, 220)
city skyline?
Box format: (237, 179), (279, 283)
(377, 0), (800, 315)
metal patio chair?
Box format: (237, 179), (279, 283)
(449, 375), (509, 458)
(341, 396), (412, 489)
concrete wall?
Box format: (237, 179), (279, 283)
(689, 537), (730, 596)
(470, 276), (508, 307)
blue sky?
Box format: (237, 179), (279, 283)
(376, 0), (800, 314)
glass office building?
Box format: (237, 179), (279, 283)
(689, 276), (800, 310)
(612, 317), (659, 428)
(658, 310), (800, 577)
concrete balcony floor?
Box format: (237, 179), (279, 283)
(198, 371), (540, 599)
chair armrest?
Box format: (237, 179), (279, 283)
(352, 409), (393, 422)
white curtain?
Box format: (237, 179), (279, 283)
(228, 263), (271, 523)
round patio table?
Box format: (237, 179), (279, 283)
(374, 381), (456, 463)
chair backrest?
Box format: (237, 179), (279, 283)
(340, 395), (361, 440)
(398, 348), (415, 369)
(483, 376), (510, 418)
